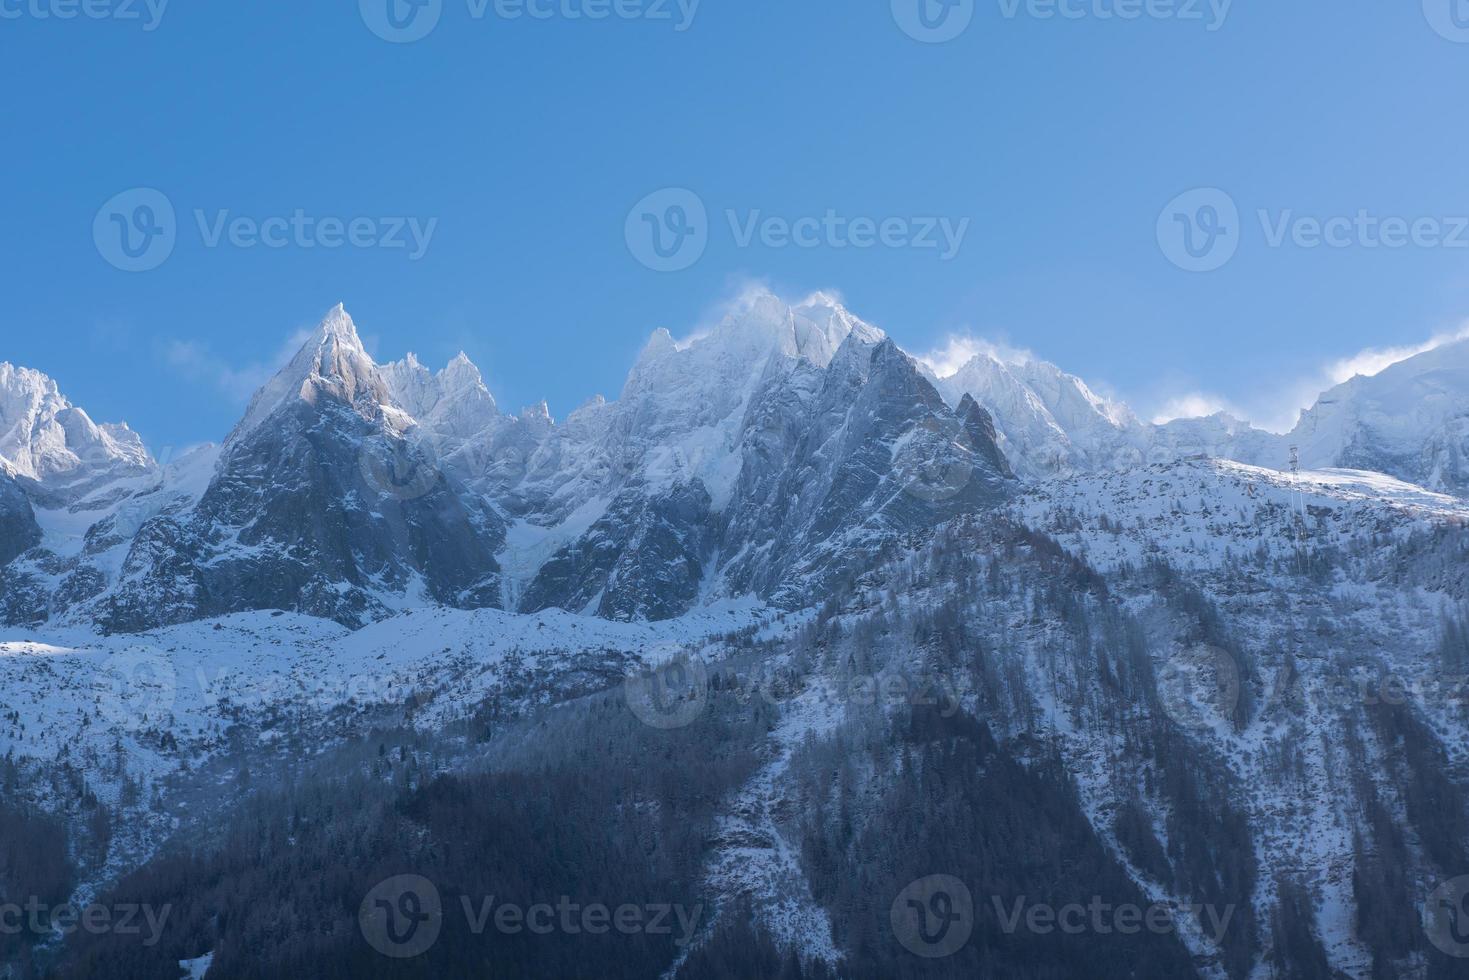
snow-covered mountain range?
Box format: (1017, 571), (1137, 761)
(1, 294), (1020, 632)
(7, 291), (1464, 635)
(6, 293), (1469, 979)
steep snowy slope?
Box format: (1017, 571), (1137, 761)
(714, 334), (1014, 607)
(1286, 334), (1469, 494)
(0, 598), (776, 892)
(98, 308), (506, 632)
(675, 458), (1469, 978)
(1006, 458), (1469, 977)
(932, 330), (1469, 497)
(932, 351), (1142, 478)
(0, 362), (153, 500)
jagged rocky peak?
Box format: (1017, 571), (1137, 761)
(0, 361), (153, 491)
(825, 313), (888, 386)
(95, 304), (508, 633)
(938, 346), (1134, 435)
(230, 304), (393, 442)
(382, 348), (500, 441)
(928, 345), (1145, 480)
(955, 392), (1015, 479)
(708, 288), (885, 369)
(1011, 356), (1136, 430)
(790, 291), (884, 365)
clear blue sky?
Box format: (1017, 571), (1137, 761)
(5, 0), (1469, 453)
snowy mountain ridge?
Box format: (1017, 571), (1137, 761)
(0, 361), (154, 498)
(4, 293), (1468, 637)
(0, 293), (1014, 631)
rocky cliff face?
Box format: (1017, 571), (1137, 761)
(0, 469), (40, 567)
(96, 309), (505, 632)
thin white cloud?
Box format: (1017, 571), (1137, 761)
(672, 280), (862, 351)
(670, 278), (779, 350)
(1150, 392), (1241, 425)
(916, 332), (1035, 379)
(1244, 322), (1469, 433)
(1324, 324), (1469, 385)
(161, 329), (313, 404)
(1145, 322), (1469, 434)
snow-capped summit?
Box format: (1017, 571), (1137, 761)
(0, 361), (153, 493)
(933, 350), (1142, 479)
(1285, 333), (1469, 492)
(97, 303), (507, 633)
(1138, 332), (1469, 492)
(627, 289), (883, 392)
(230, 304), (391, 444)
(382, 348), (500, 442)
